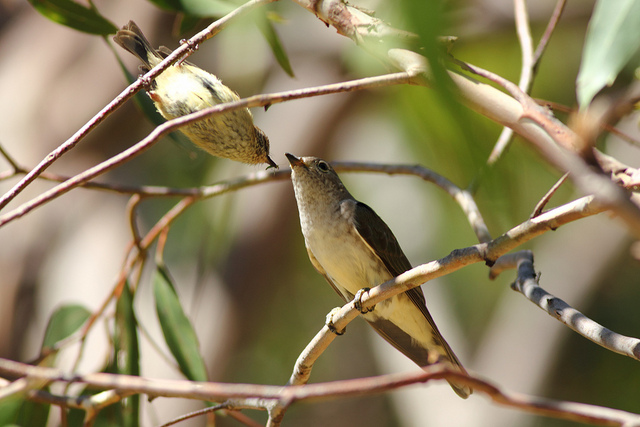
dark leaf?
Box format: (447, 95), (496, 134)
(153, 266), (209, 382)
(27, 0), (117, 35)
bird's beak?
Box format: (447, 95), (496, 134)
(266, 155), (279, 169)
(286, 153), (305, 168)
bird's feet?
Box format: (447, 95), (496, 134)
(354, 288), (375, 314)
(325, 307), (346, 335)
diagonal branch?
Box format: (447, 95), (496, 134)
(0, 72), (412, 228)
(492, 250), (640, 360)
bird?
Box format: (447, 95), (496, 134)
(286, 153), (471, 398)
(113, 21), (277, 168)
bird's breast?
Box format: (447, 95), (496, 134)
(303, 213), (391, 298)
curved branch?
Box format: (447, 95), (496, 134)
(334, 162), (492, 242)
(492, 251), (640, 361)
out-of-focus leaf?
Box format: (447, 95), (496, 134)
(255, 11), (294, 77)
(27, 0), (117, 35)
(114, 284), (140, 426)
(0, 395), (23, 425)
(577, 0), (640, 109)
(153, 266), (209, 382)
(177, 14), (203, 34)
(42, 304), (91, 351)
(16, 400), (50, 427)
(148, 0), (237, 17)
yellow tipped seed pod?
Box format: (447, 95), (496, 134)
(114, 21), (277, 168)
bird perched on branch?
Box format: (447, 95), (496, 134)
(287, 153), (471, 398)
(114, 21), (277, 168)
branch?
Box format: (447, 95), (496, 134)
(454, 58), (640, 236)
(487, 0), (535, 164)
(333, 162), (492, 242)
(0, 72), (412, 228)
(530, 172), (569, 218)
(488, 0), (566, 164)
(2, 358), (639, 427)
(288, 0), (640, 236)
(24, 161), (472, 365)
(491, 251), (640, 361)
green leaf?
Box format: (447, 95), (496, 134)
(16, 400), (50, 427)
(0, 395), (23, 425)
(255, 11), (295, 77)
(577, 0), (640, 109)
(114, 284), (140, 426)
(27, 0), (117, 35)
(148, 0), (237, 17)
(153, 266), (209, 382)
(177, 14), (203, 35)
(42, 304), (91, 350)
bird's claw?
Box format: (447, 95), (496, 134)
(325, 307), (346, 336)
(354, 288), (374, 314)
(138, 74), (154, 90)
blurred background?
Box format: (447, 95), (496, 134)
(1, 0), (639, 425)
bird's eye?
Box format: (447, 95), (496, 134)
(317, 161), (330, 172)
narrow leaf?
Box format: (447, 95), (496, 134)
(577, 0), (640, 108)
(255, 11), (295, 77)
(114, 284), (140, 426)
(0, 395), (24, 425)
(27, 0), (117, 35)
(153, 266), (209, 382)
(42, 304), (91, 350)
(16, 400), (50, 427)
(147, 0), (237, 17)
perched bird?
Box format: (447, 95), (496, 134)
(113, 21), (277, 168)
(287, 153), (471, 398)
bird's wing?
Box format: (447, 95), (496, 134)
(349, 201), (433, 315)
(351, 202), (468, 369)
(307, 247), (355, 302)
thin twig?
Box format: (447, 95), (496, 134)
(530, 172), (570, 218)
(334, 162), (492, 242)
(539, 99), (640, 147)
(0, 142), (22, 173)
(533, 0), (567, 66)
(486, 0), (566, 165)
(158, 403), (264, 427)
(487, 0), (534, 164)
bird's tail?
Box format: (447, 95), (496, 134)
(438, 354), (473, 399)
(428, 329), (472, 399)
(113, 21), (162, 69)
